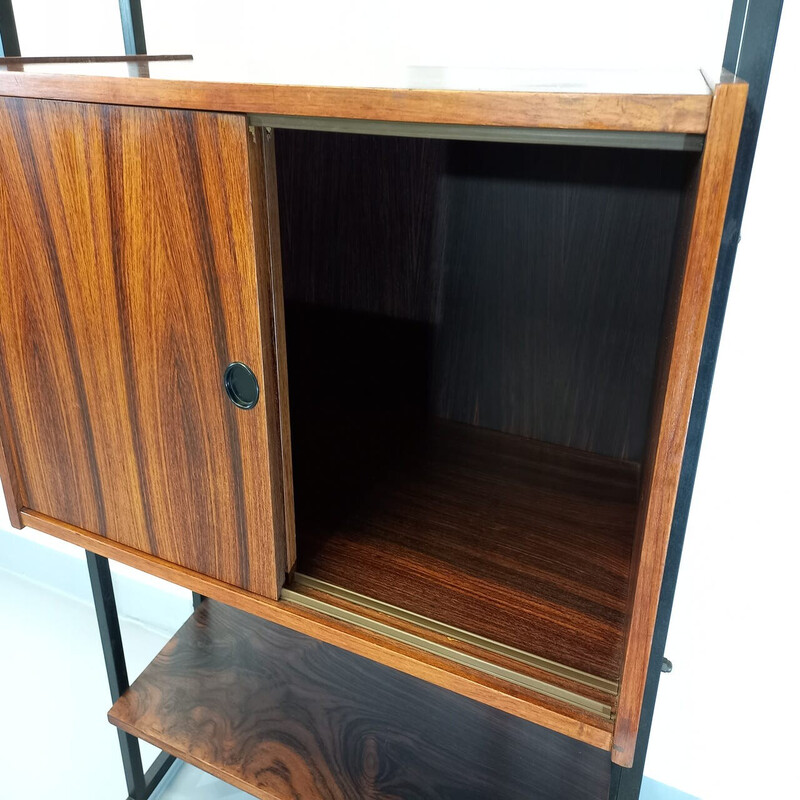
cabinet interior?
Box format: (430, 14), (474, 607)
(273, 129), (699, 693)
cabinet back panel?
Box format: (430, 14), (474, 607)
(0, 98), (283, 597)
(276, 131), (694, 461)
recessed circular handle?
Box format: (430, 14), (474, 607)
(223, 362), (259, 409)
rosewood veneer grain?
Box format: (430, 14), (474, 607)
(110, 599), (612, 800)
(293, 417), (639, 683)
(0, 97), (287, 597)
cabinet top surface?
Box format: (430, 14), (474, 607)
(0, 56), (718, 133)
(0, 57), (713, 94)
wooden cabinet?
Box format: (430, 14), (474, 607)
(0, 59), (746, 793)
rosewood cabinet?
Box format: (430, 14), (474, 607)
(0, 59), (746, 798)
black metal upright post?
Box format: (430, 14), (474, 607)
(609, 1), (783, 797)
(88, 3), (196, 795)
(86, 552), (177, 800)
(0, 0), (21, 57)
(118, 0), (147, 56)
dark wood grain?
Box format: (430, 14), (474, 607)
(612, 79), (747, 766)
(0, 59), (712, 133)
(0, 97), (285, 598)
(435, 142), (693, 460)
(110, 599), (612, 800)
(288, 337), (639, 682)
(277, 132), (694, 461)
(277, 131), (447, 323)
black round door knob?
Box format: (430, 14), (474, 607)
(223, 362), (259, 409)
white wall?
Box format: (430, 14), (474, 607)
(15, 0), (732, 75)
(4, 2), (795, 798)
(138, 0), (731, 75)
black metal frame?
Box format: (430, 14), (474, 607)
(0, 0), (20, 57)
(85, 551), (206, 799)
(86, 552), (177, 800)
(610, 0), (783, 797)
(0, 0), (783, 798)
(118, 0), (146, 55)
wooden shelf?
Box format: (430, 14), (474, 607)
(293, 419), (639, 685)
(109, 599), (612, 800)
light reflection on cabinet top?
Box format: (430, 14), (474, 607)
(0, 55), (720, 133)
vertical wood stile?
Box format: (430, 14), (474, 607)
(612, 78), (747, 766)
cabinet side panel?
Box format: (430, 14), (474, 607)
(613, 81), (747, 766)
(0, 97), (283, 598)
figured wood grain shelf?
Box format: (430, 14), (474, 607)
(292, 420), (639, 685)
(109, 599), (612, 800)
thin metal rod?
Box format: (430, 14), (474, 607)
(610, 0), (783, 796)
(0, 0), (21, 57)
(118, 0), (147, 56)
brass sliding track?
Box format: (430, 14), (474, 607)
(281, 573), (616, 719)
(248, 114), (705, 151)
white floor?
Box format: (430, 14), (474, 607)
(0, 567), (249, 799)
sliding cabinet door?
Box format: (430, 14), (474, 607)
(0, 98), (291, 598)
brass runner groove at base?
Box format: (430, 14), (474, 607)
(282, 573), (616, 719)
